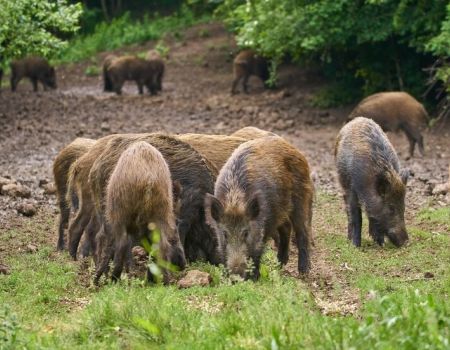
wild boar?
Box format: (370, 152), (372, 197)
(231, 49), (270, 94)
(88, 133), (220, 267)
(102, 54), (117, 92)
(348, 92), (428, 158)
(0, 67), (3, 89)
(106, 56), (160, 95)
(335, 116), (410, 247)
(66, 134), (119, 260)
(10, 56), (57, 92)
(177, 133), (247, 171)
(230, 126), (277, 140)
(100, 141), (186, 282)
(148, 58), (165, 93)
(204, 136), (314, 279)
(53, 137), (95, 250)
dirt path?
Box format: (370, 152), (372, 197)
(0, 23), (449, 311)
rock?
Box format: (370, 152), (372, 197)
(0, 176), (15, 189)
(177, 270), (212, 289)
(424, 272), (434, 279)
(1, 183), (31, 198)
(39, 179), (49, 187)
(42, 182), (56, 195)
(0, 264), (10, 275)
(17, 202), (37, 217)
(432, 182), (449, 195)
(26, 244), (38, 253)
(101, 122), (110, 132)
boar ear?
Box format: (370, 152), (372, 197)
(172, 180), (182, 202)
(204, 193), (223, 224)
(247, 192), (262, 219)
(376, 172), (391, 196)
(400, 169), (411, 185)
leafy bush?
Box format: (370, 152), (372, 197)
(59, 6), (209, 63)
(0, 0), (82, 62)
(217, 0), (449, 106)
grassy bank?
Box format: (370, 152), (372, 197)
(1, 193), (449, 349)
(57, 7), (210, 64)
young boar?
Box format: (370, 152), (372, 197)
(102, 55), (117, 92)
(177, 133), (247, 171)
(204, 136), (314, 279)
(103, 141), (186, 282)
(230, 126), (277, 140)
(231, 49), (270, 94)
(348, 92), (428, 158)
(10, 56), (57, 92)
(107, 56), (160, 95)
(53, 138), (95, 250)
(335, 117), (410, 247)
(88, 133), (220, 268)
(66, 134), (119, 259)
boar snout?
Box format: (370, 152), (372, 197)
(387, 228), (409, 247)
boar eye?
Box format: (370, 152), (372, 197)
(242, 229), (249, 239)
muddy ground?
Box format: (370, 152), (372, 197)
(0, 23), (449, 300)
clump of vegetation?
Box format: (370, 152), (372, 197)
(84, 65), (101, 76)
(58, 7), (209, 63)
(0, 0), (82, 62)
(216, 0), (450, 106)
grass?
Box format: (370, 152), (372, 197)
(57, 7), (210, 64)
(0, 192), (449, 349)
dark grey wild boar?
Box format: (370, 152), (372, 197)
(88, 133), (220, 271)
(335, 116), (409, 247)
(204, 136), (314, 279)
(348, 92), (428, 158)
(53, 137), (96, 250)
(106, 56), (160, 95)
(102, 141), (186, 283)
(231, 49), (270, 94)
(102, 55), (117, 92)
(10, 56), (57, 92)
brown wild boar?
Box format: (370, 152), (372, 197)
(177, 134), (247, 171)
(148, 58), (165, 93)
(230, 126), (276, 140)
(335, 117), (410, 247)
(102, 54), (117, 92)
(231, 49), (270, 94)
(88, 133), (220, 270)
(204, 136), (314, 279)
(10, 56), (57, 92)
(107, 56), (160, 95)
(65, 134), (119, 260)
(348, 91), (428, 158)
(103, 141), (186, 282)
(53, 138), (95, 251)
(0, 67), (3, 89)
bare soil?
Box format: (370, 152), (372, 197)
(0, 23), (449, 312)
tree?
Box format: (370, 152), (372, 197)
(0, 0), (83, 62)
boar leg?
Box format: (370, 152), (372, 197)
(402, 124), (424, 158)
(242, 74), (250, 94)
(57, 203), (70, 250)
(348, 191), (362, 247)
(111, 228), (129, 282)
(94, 228), (114, 285)
(137, 81), (144, 95)
(231, 76), (241, 94)
(31, 78), (38, 92)
(68, 202), (93, 259)
(277, 221), (291, 265)
(368, 217), (384, 246)
(292, 197), (312, 274)
(80, 214), (100, 258)
(10, 75), (20, 92)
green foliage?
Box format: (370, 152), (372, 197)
(217, 0), (449, 105)
(0, 0), (82, 62)
(84, 65), (101, 76)
(59, 7), (209, 63)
